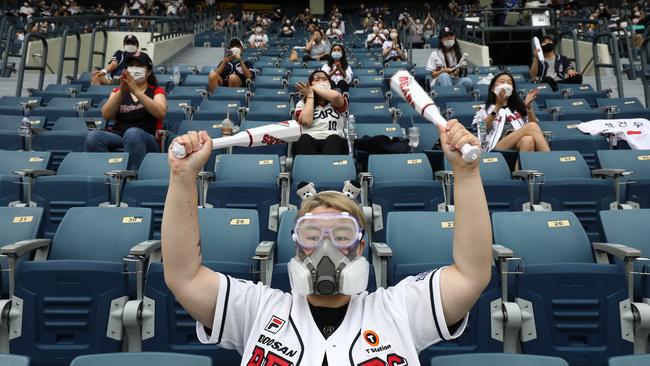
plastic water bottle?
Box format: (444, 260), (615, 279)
(172, 66), (181, 86)
(476, 116), (487, 152)
(221, 112), (234, 136)
(347, 114), (356, 140)
(18, 117), (31, 137)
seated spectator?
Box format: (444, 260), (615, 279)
(213, 14), (225, 32)
(472, 72), (549, 153)
(279, 18), (295, 37)
(85, 52), (167, 170)
(408, 16), (425, 49)
(295, 8), (310, 26)
(530, 35), (582, 91)
(248, 24), (268, 49)
(326, 20), (343, 41)
(208, 38), (254, 93)
(423, 13), (436, 42)
(321, 44), (353, 93)
(366, 25), (386, 48)
(91, 34), (140, 86)
(426, 26), (473, 91)
(303, 30), (331, 63)
(293, 70), (349, 155)
(382, 28), (407, 62)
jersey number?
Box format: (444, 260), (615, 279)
(328, 120), (337, 131)
(358, 353), (408, 366)
(247, 346), (291, 366)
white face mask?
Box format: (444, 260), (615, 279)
(372, 26), (379, 33)
(124, 44), (137, 53)
(230, 47), (241, 56)
(127, 66), (147, 83)
(314, 82), (331, 90)
(255, 27), (262, 33)
(390, 32), (398, 39)
(443, 39), (455, 48)
(494, 83), (513, 98)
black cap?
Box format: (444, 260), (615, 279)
(124, 51), (153, 69)
(439, 26), (455, 39)
(123, 34), (139, 45)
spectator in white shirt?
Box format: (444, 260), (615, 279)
(248, 24), (268, 49)
(366, 25), (386, 48)
(382, 28), (406, 62)
(326, 20), (343, 41)
(321, 44), (353, 93)
(304, 29), (331, 62)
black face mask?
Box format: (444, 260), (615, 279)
(542, 43), (554, 53)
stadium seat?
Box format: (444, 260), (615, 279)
(32, 117), (95, 170)
(6, 207), (156, 365)
(246, 101), (292, 121)
(395, 102), (425, 128)
(0, 354), (30, 366)
(167, 86), (207, 108)
(29, 84), (83, 104)
(347, 87), (385, 103)
(70, 352), (211, 366)
(355, 123), (403, 139)
(596, 97), (650, 120)
(290, 155), (356, 206)
(182, 74), (209, 87)
(519, 151), (615, 241)
(208, 87), (249, 106)
(0, 207), (43, 296)
(505, 65), (531, 75)
(413, 122), (440, 152)
(356, 60), (384, 71)
(251, 75), (286, 90)
(559, 84), (608, 107)
(537, 120), (610, 169)
(122, 153), (170, 239)
(34, 97), (93, 126)
(519, 83), (558, 108)
(141, 208), (258, 365)
(206, 154), (283, 241)
(474, 66), (500, 75)
(381, 67), (404, 79)
(597, 149), (650, 208)
(349, 102), (392, 124)
(194, 100), (241, 123)
(355, 68), (379, 76)
(385, 211), (501, 362)
(0, 96), (43, 116)
(0, 115), (38, 150)
(253, 88), (291, 102)
(546, 98), (607, 122)
(492, 211), (631, 364)
(0, 151), (51, 206)
(32, 152), (130, 238)
(260, 67), (290, 77)
(279, 60), (303, 69)
(365, 153), (444, 242)
(355, 75), (386, 90)
(80, 85), (115, 107)
(199, 65), (217, 75)
(432, 85), (473, 108)
(305, 60), (327, 69)
(289, 68), (316, 77)
(445, 101), (483, 128)
(431, 353), (569, 366)
(608, 355), (650, 366)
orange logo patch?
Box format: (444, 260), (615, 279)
(363, 330), (380, 347)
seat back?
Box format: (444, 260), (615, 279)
(355, 123), (403, 139)
(0, 207), (43, 245)
(519, 150), (591, 179)
(445, 152), (511, 181)
(292, 155), (356, 186)
(600, 209), (650, 257)
(0, 354), (30, 366)
(137, 153), (170, 180)
(71, 352), (212, 366)
(597, 150), (650, 180)
(56, 152), (129, 176)
(0, 151), (51, 175)
(546, 98), (591, 111)
(214, 154), (280, 182)
(272, 210), (298, 291)
(368, 153), (432, 182)
(50, 117), (93, 132)
(431, 353), (569, 366)
(608, 355), (650, 366)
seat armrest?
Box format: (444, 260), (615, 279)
(593, 242), (641, 261)
(370, 242), (393, 257)
(197, 171), (215, 181)
(1, 239), (51, 258)
(14, 169), (55, 178)
(129, 240), (161, 256)
(512, 170), (542, 180)
(592, 168), (633, 179)
(435, 170), (453, 181)
(255, 241), (275, 257)
(547, 106), (563, 114)
(493, 244), (513, 260)
(105, 170), (137, 180)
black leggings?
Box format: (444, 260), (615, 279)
(292, 134), (348, 156)
(540, 74), (583, 92)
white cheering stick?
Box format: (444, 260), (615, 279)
(533, 37), (544, 63)
(450, 53), (469, 71)
(390, 70), (480, 162)
(170, 120), (302, 159)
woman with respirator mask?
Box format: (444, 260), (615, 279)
(382, 27), (407, 62)
(321, 44), (353, 93)
(530, 35), (582, 92)
(425, 27), (473, 91)
(162, 113), (492, 365)
(84, 52), (167, 170)
(291, 70), (349, 155)
(208, 38), (254, 93)
(472, 72), (550, 153)
(91, 34), (140, 86)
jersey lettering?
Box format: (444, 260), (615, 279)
(358, 353), (409, 366)
(246, 346), (265, 366)
(246, 346), (292, 366)
(328, 120), (337, 131)
(262, 134), (283, 145)
(314, 108), (341, 120)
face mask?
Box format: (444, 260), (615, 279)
(127, 66), (147, 83)
(315, 82), (331, 90)
(443, 39), (456, 48)
(230, 47), (241, 56)
(288, 213), (368, 296)
(494, 83), (513, 98)
(286, 19), (291, 24)
(390, 32), (398, 39)
(416, 19), (421, 24)
(255, 27), (262, 33)
(331, 51), (342, 60)
(216, 16), (221, 20)
(541, 43), (554, 53)
(372, 26), (379, 32)
(124, 44), (137, 53)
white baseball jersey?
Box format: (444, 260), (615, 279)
(197, 268), (467, 366)
(578, 118), (650, 150)
(294, 98), (348, 140)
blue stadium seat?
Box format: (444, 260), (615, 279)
(546, 98), (607, 122)
(0, 151), (51, 206)
(80, 85), (115, 107)
(519, 83), (558, 108)
(142, 208), (258, 365)
(251, 75), (286, 90)
(474, 66), (500, 75)
(122, 153), (170, 239)
(32, 117), (96, 170)
(492, 211), (631, 365)
(385, 211), (501, 363)
(253, 88), (291, 102)
(356, 60), (384, 71)
(7, 207), (155, 365)
(445, 101), (483, 128)
(0, 115), (35, 150)
(30, 84), (83, 104)
(71, 352), (212, 366)
(0, 96), (43, 116)
(167, 86), (207, 108)
(290, 155), (356, 206)
(349, 102), (392, 124)
(182, 74), (209, 87)
(504, 65), (531, 76)
(355, 75), (385, 90)
(431, 353), (569, 366)
(163, 99), (194, 132)
(395, 102), (425, 128)
(0, 354), (30, 366)
(260, 67), (290, 77)
(413, 122), (440, 152)
(199, 65), (217, 75)
(208, 87), (249, 107)
(597, 149), (650, 208)
(355, 123), (403, 139)
(279, 60), (303, 69)
(289, 68), (316, 77)
(355, 68), (379, 76)
(608, 354), (650, 366)
(367, 153), (444, 242)
(538, 120), (610, 169)
(206, 154), (282, 241)
(381, 67), (404, 79)
(32, 152), (129, 238)
(559, 84), (608, 107)
(600, 209), (650, 259)
(0, 207), (43, 296)
(305, 60), (328, 69)
(596, 97), (650, 120)
(246, 101), (292, 121)
(34, 97), (93, 127)
(432, 86), (472, 108)
(194, 100), (242, 123)
(347, 87), (385, 103)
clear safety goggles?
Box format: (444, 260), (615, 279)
(293, 212), (363, 250)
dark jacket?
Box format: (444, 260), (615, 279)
(535, 53), (575, 80)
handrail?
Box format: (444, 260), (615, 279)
(556, 29), (581, 74)
(15, 33), (48, 97)
(592, 32), (624, 98)
(0, 24), (16, 77)
(639, 37), (650, 106)
(56, 28), (81, 84)
(87, 27), (107, 72)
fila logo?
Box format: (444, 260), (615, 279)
(264, 316), (286, 334)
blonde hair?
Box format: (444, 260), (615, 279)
(297, 191), (366, 229)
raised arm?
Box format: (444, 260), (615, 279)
(312, 85), (345, 109)
(437, 120), (492, 326)
(162, 131), (220, 327)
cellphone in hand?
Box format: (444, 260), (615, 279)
(224, 49), (234, 58)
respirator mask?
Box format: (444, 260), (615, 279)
(494, 83), (513, 98)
